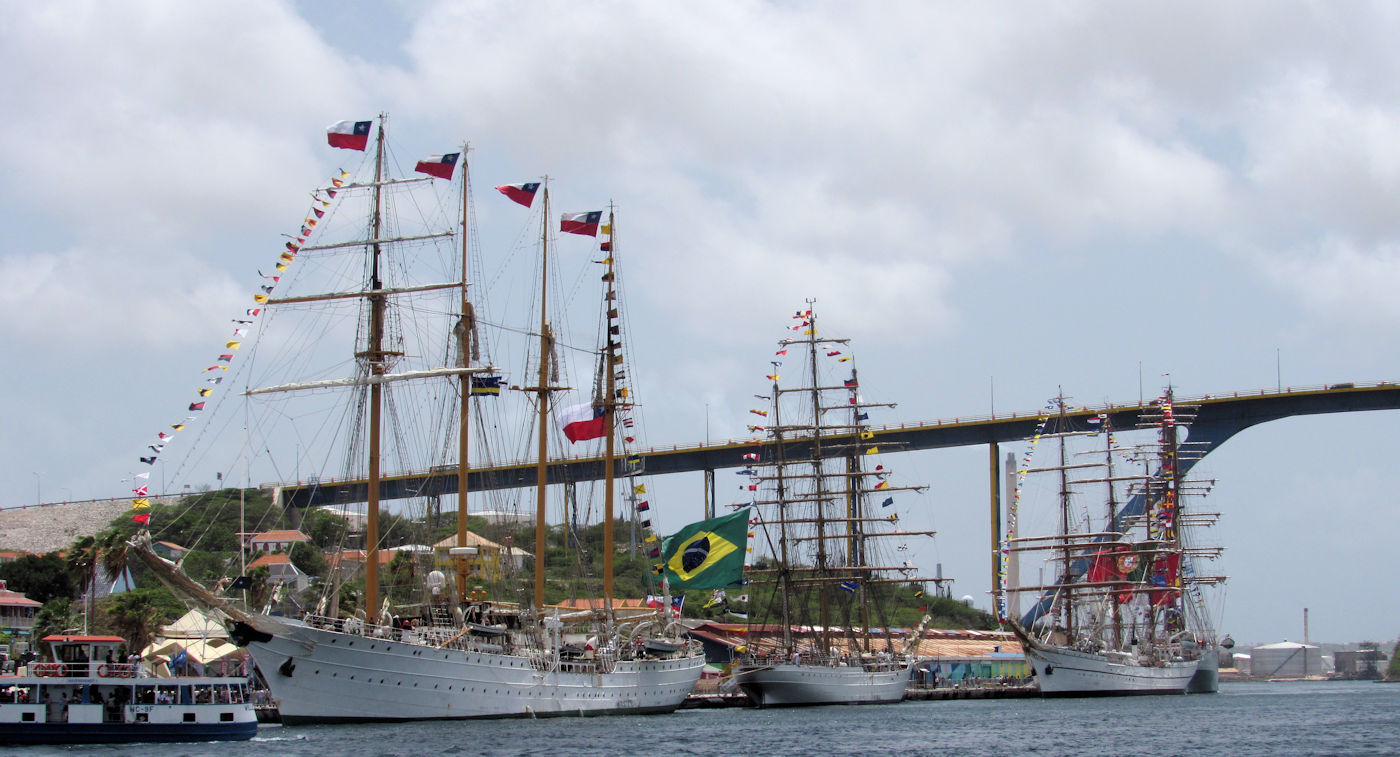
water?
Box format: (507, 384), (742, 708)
(17, 681), (1400, 756)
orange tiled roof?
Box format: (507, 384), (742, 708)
(249, 530), (311, 543)
(247, 553), (292, 569)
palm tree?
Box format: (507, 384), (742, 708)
(103, 591), (169, 654)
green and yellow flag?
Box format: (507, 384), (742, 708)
(661, 508), (749, 589)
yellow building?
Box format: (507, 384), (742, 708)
(431, 532), (531, 583)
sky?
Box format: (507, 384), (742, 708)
(3, 0), (1400, 647)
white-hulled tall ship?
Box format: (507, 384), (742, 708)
(1004, 391), (1213, 696)
(730, 302), (935, 707)
(133, 115), (703, 722)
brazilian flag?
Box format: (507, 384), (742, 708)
(660, 508), (750, 589)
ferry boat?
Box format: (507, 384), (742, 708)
(0, 635), (257, 744)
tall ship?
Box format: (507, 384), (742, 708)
(134, 116), (704, 721)
(1138, 390), (1227, 693)
(729, 303), (933, 707)
(1003, 391), (1214, 696)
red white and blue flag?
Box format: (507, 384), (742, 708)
(414, 153), (460, 180)
(326, 120), (372, 150)
(559, 402), (607, 443)
(495, 182), (541, 207)
(560, 211), (602, 236)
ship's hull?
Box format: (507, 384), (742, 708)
(733, 663), (909, 707)
(1186, 645), (1219, 693)
(1024, 644), (1197, 696)
(243, 616), (704, 723)
(0, 721), (257, 745)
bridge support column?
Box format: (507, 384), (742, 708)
(988, 443), (1000, 617)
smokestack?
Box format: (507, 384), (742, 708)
(1303, 607), (1310, 646)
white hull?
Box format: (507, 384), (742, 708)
(1024, 643), (1197, 696)
(733, 663), (909, 707)
(242, 616), (704, 722)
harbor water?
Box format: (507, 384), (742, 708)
(14, 681), (1399, 756)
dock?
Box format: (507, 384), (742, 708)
(904, 684), (1039, 700)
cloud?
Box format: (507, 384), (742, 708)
(0, 246), (244, 350)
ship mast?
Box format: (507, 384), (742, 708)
(601, 206), (618, 616)
(806, 304), (832, 655)
(772, 377), (793, 653)
(364, 115), (388, 618)
(455, 145), (474, 603)
(1102, 414), (1122, 650)
(1056, 392), (1073, 639)
(531, 186), (553, 611)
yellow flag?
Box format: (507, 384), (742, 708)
(865, 446), (879, 455)
(633, 484), (646, 494)
(226, 341), (242, 349)
(861, 430), (874, 440)
(601, 224), (612, 235)
(197, 388), (212, 397)
(254, 294), (269, 304)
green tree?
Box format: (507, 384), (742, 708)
(179, 549), (233, 585)
(301, 508), (349, 550)
(65, 536), (99, 602)
(32, 598), (80, 640)
(288, 542), (327, 578)
(95, 588), (184, 652)
(0, 553), (75, 604)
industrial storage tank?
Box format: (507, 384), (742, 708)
(1249, 641), (1322, 678)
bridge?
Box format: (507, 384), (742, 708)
(272, 380), (1400, 512)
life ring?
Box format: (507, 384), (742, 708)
(96, 664), (110, 677)
(32, 663), (58, 677)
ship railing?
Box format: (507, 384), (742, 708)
(30, 661), (141, 678)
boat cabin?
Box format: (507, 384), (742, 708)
(33, 635), (132, 679)
(0, 634), (254, 737)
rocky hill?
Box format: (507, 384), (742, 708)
(0, 500), (134, 554)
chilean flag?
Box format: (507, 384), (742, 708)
(327, 120), (372, 150)
(560, 211), (602, 236)
(414, 153), (460, 180)
(559, 402), (607, 443)
(495, 182), (540, 207)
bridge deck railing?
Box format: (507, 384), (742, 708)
(258, 380), (1390, 491)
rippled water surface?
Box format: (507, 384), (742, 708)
(19, 681), (1400, 756)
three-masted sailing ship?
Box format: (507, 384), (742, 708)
(729, 303), (933, 707)
(1003, 390), (1221, 696)
(134, 116), (703, 721)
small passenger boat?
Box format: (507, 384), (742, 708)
(0, 634), (257, 744)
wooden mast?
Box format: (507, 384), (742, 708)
(773, 375), (793, 655)
(1056, 391), (1072, 639)
(1104, 413), (1122, 649)
(601, 206), (617, 614)
(806, 303), (831, 656)
(532, 186), (552, 611)
(364, 115), (387, 619)
(456, 145), (474, 604)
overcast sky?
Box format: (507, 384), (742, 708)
(3, 1), (1399, 646)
